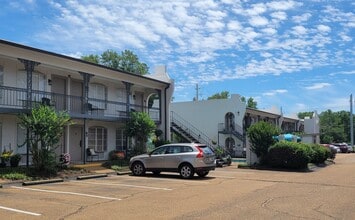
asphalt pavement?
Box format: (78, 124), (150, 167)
(0, 154), (354, 219)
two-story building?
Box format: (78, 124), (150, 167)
(0, 40), (174, 164)
(171, 95), (313, 164)
(171, 94), (246, 157)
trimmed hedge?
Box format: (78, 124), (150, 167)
(267, 142), (310, 169)
(309, 144), (330, 164)
(267, 142), (331, 170)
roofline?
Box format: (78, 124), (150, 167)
(0, 39), (170, 86)
(246, 107), (280, 117)
(246, 107), (300, 121)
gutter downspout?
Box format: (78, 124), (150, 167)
(164, 84), (170, 141)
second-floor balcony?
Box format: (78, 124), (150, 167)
(0, 86), (160, 122)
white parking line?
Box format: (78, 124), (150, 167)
(11, 186), (121, 201)
(0, 205), (41, 216)
(111, 175), (209, 184)
(214, 170), (255, 174)
(72, 181), (173, 191)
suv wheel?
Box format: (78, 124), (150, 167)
(196, 171), (209, 177)
(132, 162), (145, 176)
(179, 164), (194, 179)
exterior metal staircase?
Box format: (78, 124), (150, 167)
(218, 123), (245, 142)
(170, 111), (216, 150)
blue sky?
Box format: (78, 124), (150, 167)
(0, 0), (354, 117)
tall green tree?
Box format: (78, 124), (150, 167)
(247, 121), (280, 164)
(82, 54), (100, 64)
(319, 110), (350, 143)
(207, 91), (230, 100)
(19, 105), (71, 174)
(247, 97), (258, 109)
(241, 96), (258, 109)
(297, 112), (314, 119)
(82, 49), (149, 75)
(125, 112), (156, 155)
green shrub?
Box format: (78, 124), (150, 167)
(0, 167), (32, 180)
(267, 141), (310, 169)
(328, 146), (337, 159)
(2, 172), (28, 180)
(102, 159), (129, 169)
(247, 121), (280, 164)
(309, 144), (330, 164)
(153, 139), (170, 148)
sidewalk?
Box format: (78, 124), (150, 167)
(0, 162), (131, 186)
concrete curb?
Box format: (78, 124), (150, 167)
(117, 171), (131, 175)
(76, 174), (108, 180)
(23, 178), (64, 186)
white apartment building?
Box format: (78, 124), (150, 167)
(171, 95), (319, 165)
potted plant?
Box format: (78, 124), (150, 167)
(10, 153), (21, 167)
(0, 149), (13, 167)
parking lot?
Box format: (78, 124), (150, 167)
(1, 154), (355, 219)
(0, 168), (245, 219)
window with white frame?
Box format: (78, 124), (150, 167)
(32, 72), (45, 91)
(17, 71), (45, 90)
(88, 127), (107, 152)
(16, 71), (46, 102)
(89, 83), (107, 109)
(115, 127), (127, 151)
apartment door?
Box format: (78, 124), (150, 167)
(69, 126), (83, 162)
(51, 76), (66, 111)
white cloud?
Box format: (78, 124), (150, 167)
(339, 32), (352, 42)
(227, 20), (242, 30)
(270, 11), (287, 20)
(292, 13), (312, 23)
(317, 24), (331, 33)
(205, 20), (225, 30)
(266, 1), (301, 11)
(246, 3), (267, 15)
(263, 89), (288, 96)
(249, 16), (269, 26)
(330, 70), (355, 76)
(305, 83), (331, 90)
(292, 25), (307, 35)
(10, 0), (351, 114)
(262, 27), (277, 35)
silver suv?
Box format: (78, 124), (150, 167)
(129, 143), (216, 178)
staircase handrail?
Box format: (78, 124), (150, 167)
(171, 111), (216, 150)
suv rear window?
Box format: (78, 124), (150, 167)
(197, 145), (214, 154)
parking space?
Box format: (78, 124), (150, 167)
(1, 162), (338, 219)
(0, 171), (231, 219)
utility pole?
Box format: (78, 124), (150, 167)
(350, 94), (354, 149)
(195, 84), (200, 101)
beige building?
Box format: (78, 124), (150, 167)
(0, 40), (174, 164)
